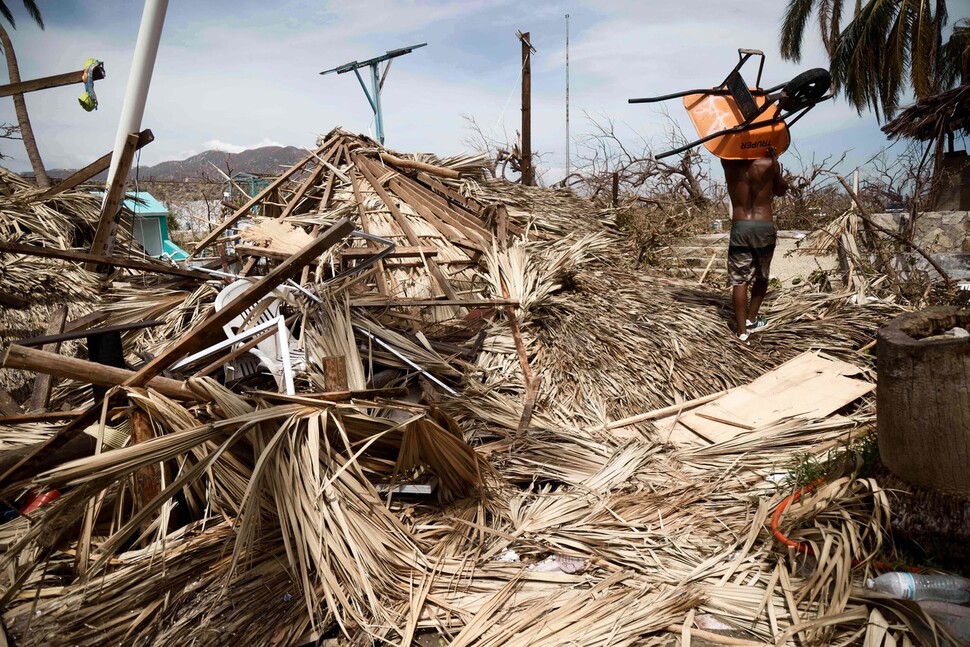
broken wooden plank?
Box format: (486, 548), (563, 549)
(0, 242), (208, 280)
(2, 345), (195, 401)
(87, 132), (142, 266)
(27, 306), (67, 412)
(39, 130), (154, 200)
(0, 389), (20, 416)
(660, 352), (875, 446)
(322, 356), (348, 392)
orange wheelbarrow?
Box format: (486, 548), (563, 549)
(629, 49), (831, 160)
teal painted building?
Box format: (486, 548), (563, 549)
(122, 192), (189, 261)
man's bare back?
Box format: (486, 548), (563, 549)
(722, 150), (789, 341)
(721, 152), (788, 221)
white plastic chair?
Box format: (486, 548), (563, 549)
(213, 279), (304, 393)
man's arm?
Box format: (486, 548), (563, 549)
(768, 148), (789, 197)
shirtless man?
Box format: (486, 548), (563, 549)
(722, 147), (788, 341)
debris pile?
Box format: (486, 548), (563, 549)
(0, 129), (952, 646)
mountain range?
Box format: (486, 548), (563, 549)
(45, 145), (310, 183)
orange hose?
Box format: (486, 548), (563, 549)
(770, 478), (822, 554)
(770, 478), (924, 573)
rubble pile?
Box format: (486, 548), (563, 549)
(0, 130), (948, 646)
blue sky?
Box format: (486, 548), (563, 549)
(0, 0), (945, 183)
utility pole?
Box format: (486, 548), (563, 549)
(320, 43), (426, 146)
(517, 31), (536, 186)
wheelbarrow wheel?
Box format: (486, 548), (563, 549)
(782, 68), (831, 111)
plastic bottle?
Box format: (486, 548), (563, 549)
(866, 572), (970, 604)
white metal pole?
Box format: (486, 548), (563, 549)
(105, 0), (169, 192)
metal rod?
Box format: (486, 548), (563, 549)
(355, 326), (458, 396)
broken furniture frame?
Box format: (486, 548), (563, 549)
(171, 314), (296, 395)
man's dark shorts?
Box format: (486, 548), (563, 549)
(727, 220), (776, 286)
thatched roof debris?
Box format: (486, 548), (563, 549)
(0, 128), (954, 646)
(882, 84), (970, 141)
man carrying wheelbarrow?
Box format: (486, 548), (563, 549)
(628, 49), (831, 341)
(722, 147), (788, 341)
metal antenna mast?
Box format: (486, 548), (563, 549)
(565, 14), (571, 182)
(320, 43), (427, 145)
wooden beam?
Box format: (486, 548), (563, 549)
(250, 386), (408, 403)
(0, 242), (209, 280)
(414, 171), (486, 215)
(0, 410), (84, 424)
(348, 159), (389, 295)
(87, 132), (143, 266)
(376, 152), (460, 179)
(188, 137), (337, 257)
(63, 310), (109, 334)
(340, 245), (438, 258)
(273, 158), (328, 222)
(0, 65), (103, 98)
(27, 306), (67, 412)
(39, 130), (154, 200)
(193, 326), (278, 378)
(387, 176), (487, 250)
(14, 319), (164, 347)
(2, 345), (195, 401)
(519, 31), (534, 186)
(129, 409), (161, 522)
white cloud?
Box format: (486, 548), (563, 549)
(201, 138), (285, 154)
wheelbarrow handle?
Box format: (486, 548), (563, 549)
(653, 116), (785, 160)
(629, 88), (732, 104)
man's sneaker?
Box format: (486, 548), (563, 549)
(737, 332), (750, 343)
(746, 316), (768, 333)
